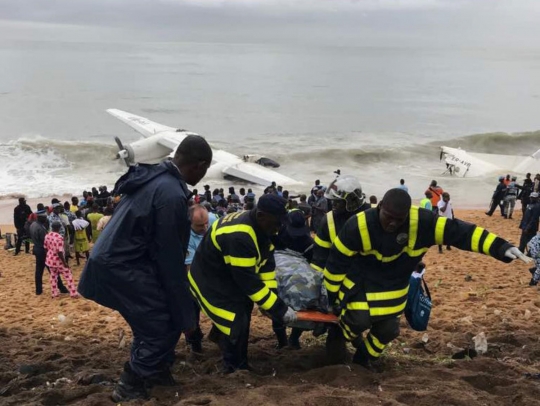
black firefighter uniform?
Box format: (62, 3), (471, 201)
(324, 206), (513, 361)
(188, 210), (288, 363)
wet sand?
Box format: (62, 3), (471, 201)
(1, 209), (540, 406)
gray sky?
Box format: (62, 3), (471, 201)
(1, 0), (539, 47)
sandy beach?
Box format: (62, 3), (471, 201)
(1, 209), (540, 405)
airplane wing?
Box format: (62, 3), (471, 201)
(467, 152), (527, 170)
(107, 109), (176, 138)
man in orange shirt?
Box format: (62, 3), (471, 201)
(425, 180), (443, 214)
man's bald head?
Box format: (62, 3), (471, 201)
(173, 135), (213, 186)
(379, 188), (411, 233)
(189, 204), (209, 235)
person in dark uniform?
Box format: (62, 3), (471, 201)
(324, 188), (531, 369)
(78, 135), (213, 402)
(188, 194), (297, 373)
(485, 176), (507, 216)
(13, 197), (32, 255)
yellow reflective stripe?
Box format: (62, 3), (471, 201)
(482, 233), (497, 256)
(264, 280), (278, 289)
(471, 227), (484, 253)
(188, 272), (235, 322)
(369, 302), (407, 316)
(259, 292), (278, 310)
(325, 282), (340, 292)
(343, 278), (355, 289)
(311, 263), (323, 272)
(360, 247), (429, 262)
(224, 256), (257, 267)
(210, 220), (221, 251)
(358, 212), (372, 251)
(190, 288), (231, 335)
(369, 333), (385, 350)
(364, 337), (380, 357)
(269, 243), (275, 251)
(408, 206), (419, 249)
(323, 268), (346, 282)
(249, 286), (271, 302)
(435, 217), (447, 245)
(340, 323), (356, 341)
(328, 212), (337, 242)
(346, 301), (369, 310)
(366, 286), (409, 301)
(215, 224), (261, 258)
(314, 235), (332, 249)
(259, 271), (276, 280)
(334, 236), (357, 257)
(338, 291), (345, 301)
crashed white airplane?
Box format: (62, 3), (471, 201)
(108, 109), (302, 186)
(440, 146), (540, 178)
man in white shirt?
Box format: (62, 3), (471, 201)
(437, 192), (454, 253)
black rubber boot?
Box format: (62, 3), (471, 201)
(111, 362), (149, 402)
(274, 327), (289, 349)
(145, 368), (177, 388)
(325, 325), (348, 363)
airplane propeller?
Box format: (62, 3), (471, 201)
(115, 136), (130, 167)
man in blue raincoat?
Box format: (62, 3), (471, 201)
(78, 135), (212, 402)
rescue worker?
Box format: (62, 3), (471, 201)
(420, 191), (432, 211)
(324, 188), (531, 369)
(519, 192), (540, 252)
(189, 194), (297, 373)
(78, 135), (213, 402)
(311, 175), (370, 273)
(485, 176), (507, 217)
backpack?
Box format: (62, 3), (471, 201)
(405, 276), (432, 331)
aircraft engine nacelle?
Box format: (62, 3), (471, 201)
(116, 134), (173, 166)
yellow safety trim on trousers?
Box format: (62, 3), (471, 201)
(188, 272), (236, 322)
(408, 207), (419, 249)
(210, 220), (221, 251)
(224, 256), (257, 268)
(334, 236), (357, 257)
(471, 227), (484, 253)
(314, 235), (332, 249)
(369, 333), (385, 350)
(248, 286), (271, 302)
(338, 291), (344, 301)
(435, 217), (447, 245)
(358, 212), (372, 252)
(328, 211), (337, 242)
(310, 263), (323, 272)
(323, 268), (346, 282)
(369, 301), (407, 317)
(259, 292), (278, 310)
(360, 247), (429, 262)
(263, 280), (278, 289)
(346, 301), (369, 310)
(340, 320), (357, 339)
(343, 277), (355, 290)
(366, 286), (409, 301)
(340, 323), (354, 341)
(190, 287), (231, 335)
(215, 224), (261, 259)
(259, 271), (276, 280)
(325, 282), (340, 292)
(482, 232), (496, 256)
(364, 337), (381, 358)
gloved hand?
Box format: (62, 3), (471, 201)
(282, 307), (297, 324)
(504, 247), (533, 264)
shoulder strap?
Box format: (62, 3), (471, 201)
(421, 277), (431, 300)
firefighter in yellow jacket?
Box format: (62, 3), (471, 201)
(189, 194), (297, 372)
(324, 188), (531, 368)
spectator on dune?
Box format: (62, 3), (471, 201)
(425, 180), (443, 214)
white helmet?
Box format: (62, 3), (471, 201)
(324, 175), (365, 212)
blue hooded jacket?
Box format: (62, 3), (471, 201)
(78, 161), (194, 331)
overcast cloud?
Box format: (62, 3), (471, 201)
(1, 0), (539, 47)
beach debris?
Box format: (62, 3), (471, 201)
(473, 332), (488, 354)
(245, 383), (253, 388)
(524, 309), (532, 320)
(118, 329), (126, 348)
(402, 347), (411, 354)
(64, 336), (75, 342)
(494, 309), (502, 316)
(447, 342), (464, 352)
(57, 314), (73, 327)
(422, 333), (429, 343)
(464, 275), (473, 282)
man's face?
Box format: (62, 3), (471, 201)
(442, 194), (450, 202)
(191, 211), (209, 235)
(256, 211), (283, 236)
(332, 199), (347, 215)
(185, 161), (211, 186)
(379, 205), (409, 233)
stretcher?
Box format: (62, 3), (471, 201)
(296, 310), (338, 324)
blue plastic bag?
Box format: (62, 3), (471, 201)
(405, 276), (432, 331)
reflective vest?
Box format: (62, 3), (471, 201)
(420, 198), (431, 209)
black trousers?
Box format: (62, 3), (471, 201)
(486, 199), (504, 216)
(519, 230), (536, 253)
(34, 246), (67, 295)
(121, 311), (181, 379)
(213, 301), (253, 372)
(15, 228), (30, 254)
(185, 298), (203, 346)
